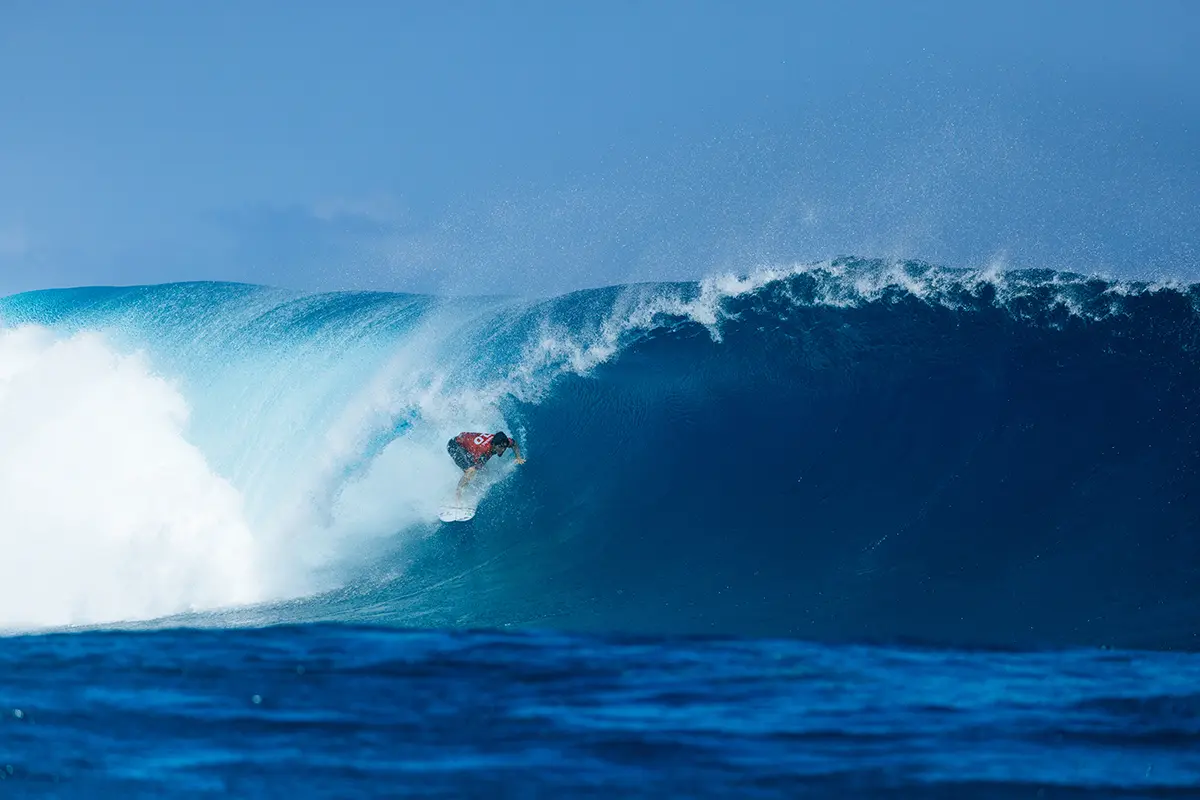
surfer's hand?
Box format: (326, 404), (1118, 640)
(515, 456), (526, 464)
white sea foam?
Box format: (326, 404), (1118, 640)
(0, 326), (263, 628)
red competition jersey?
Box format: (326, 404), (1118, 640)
(455, 432), (497, 463)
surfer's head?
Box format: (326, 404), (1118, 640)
(492, 432), (511, 453)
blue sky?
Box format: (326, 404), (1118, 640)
(1, 0), (1197, 296)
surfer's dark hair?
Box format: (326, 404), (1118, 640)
(493, 432), (510, 449)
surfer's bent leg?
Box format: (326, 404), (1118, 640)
(457, 467), (477, 500)
(447, 439), (480, 500)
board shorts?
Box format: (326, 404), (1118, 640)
(447, 438), (475, 471)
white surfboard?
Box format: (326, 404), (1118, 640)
(438, 504), (476, 523)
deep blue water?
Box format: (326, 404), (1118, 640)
(1, 259), (1198, 795)
(3, 627), (1200, 798)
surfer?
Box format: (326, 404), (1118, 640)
(447, 431), (525, 500)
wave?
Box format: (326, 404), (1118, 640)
(2, 258), (1199, 648)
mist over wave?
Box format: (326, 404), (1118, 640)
(2, 259), (1198, 648)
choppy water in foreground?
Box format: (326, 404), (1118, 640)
(2, 626), (1198, 798)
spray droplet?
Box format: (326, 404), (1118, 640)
(11, 709), (22, 719)
(251, 694), (262, 705)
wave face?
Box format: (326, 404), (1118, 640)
(2, 259), (1199, 649)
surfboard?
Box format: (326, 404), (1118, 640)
(438, 504), (476, 523)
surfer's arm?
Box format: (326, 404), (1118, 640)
(511, 441), (525, 464)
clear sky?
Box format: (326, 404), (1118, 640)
(2, 0), (1197, 297)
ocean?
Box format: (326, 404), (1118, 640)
(0, 259), (1197, 796)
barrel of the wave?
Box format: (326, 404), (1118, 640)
(439, 431), (525, 522)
